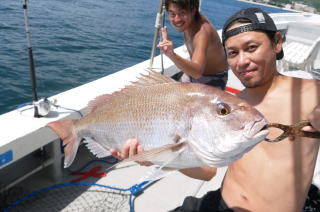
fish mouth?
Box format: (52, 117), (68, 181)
(260, 124), (268, 131)
(245, 118), (269, 140)
(253, 127), (269, 140)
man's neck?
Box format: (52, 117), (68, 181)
(240, 74), (283, 106)
(184, 18), (201, 38)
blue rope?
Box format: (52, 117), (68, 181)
(3, 181), (150, 212)
(17, 102), (33, 108)
(16, 102), (34, 113)
(129, 181), (150, 212)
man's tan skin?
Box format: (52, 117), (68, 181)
(221, 22), (320, 212)
(111, 19), (320, 212)
(158, 2), (227, 79)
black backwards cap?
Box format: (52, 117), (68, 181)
(222, 8), (283, 60)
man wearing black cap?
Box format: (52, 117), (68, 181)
(170, 7), (320, 212)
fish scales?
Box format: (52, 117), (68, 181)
(47, 70), (269, 169)
(78, 83), (196, 151)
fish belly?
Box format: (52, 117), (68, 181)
(81, 119), (189, 151)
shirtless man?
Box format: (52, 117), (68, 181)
(112, 8), (320, 212)
(158, 0), (228, 90)
(218, 8), (320, 212)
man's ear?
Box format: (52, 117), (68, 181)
(274, 32), (283, 54)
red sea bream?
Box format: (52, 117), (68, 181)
(47, 71), (269, 169)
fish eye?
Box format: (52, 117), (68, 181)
(216, 102), (231, 116)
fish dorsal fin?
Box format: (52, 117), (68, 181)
(130, 69), (176, 87)
(106, 142), (187, 172)
(85, 70), (176, 114)
(85, 94), (113, 115)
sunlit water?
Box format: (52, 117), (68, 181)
(0, 0), (289, 114)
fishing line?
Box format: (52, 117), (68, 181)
(52, 103), (84, 117)
(16, 99), (83, 118)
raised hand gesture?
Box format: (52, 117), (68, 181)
(157, 26), (175, 57)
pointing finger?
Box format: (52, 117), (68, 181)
(161, 26), (170, 41)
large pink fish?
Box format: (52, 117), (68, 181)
(47, 71), (269, 169)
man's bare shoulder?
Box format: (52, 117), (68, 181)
(278, 74), (318, 84)
(194, 21), (219, 42)
(299, 77), (319, 89)
(280, 75), (319, 94)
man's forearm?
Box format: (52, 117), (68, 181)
(168, 52), (204, 79)
(179, 166), (217, 181)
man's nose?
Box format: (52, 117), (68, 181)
(237, 52), (250, 68)
(173, 14), (182, 22)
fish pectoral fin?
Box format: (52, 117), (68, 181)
(139, 144), (187, 183)
(106, 142), (187, 172)
(139, 165), (177, 183)
(83, 137), (111, 158)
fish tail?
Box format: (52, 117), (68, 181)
(46, 120), (80, 168)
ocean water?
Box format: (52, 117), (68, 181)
(0, 0), (290, 115)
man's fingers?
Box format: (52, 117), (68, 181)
(121, 138), (139, 158)
(121, 144), (130, 158)
(158, 40), (171, 47)
(112, 139), (152, 166)
(122, 139), (135, 158)
(110, 149), (121, 159)
(161, 26), (169, 41)
(137, 145), (144, 154)
(129, 139), (139, 157)
(158, 40), (173, 54)
(302, 125), (317, 133)
(288, 136), (296, 141)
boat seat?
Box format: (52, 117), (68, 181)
(279, 37), (320, 72)
(284, 42), (310, 65)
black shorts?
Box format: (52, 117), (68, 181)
(169, 189), (232, 212)
(171, 71), (228, 91)
(169, 184), (320, 212)
(302, 184), (320, 212)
